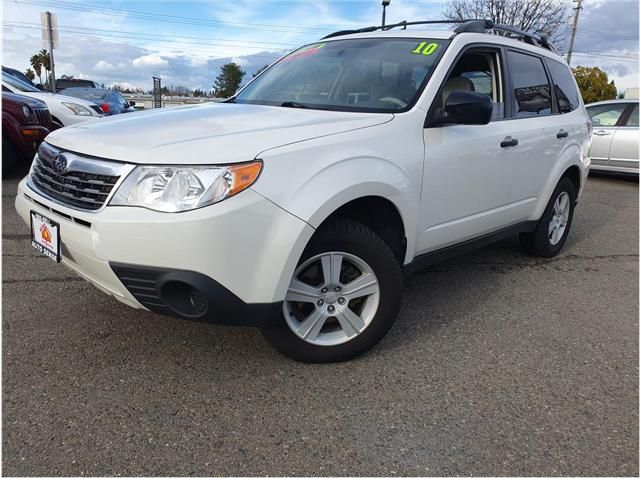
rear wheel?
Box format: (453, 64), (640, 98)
(520, 177), (576, 257)
(262, 219), (403, 363)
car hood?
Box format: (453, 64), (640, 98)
(45, 102), (394, 164)
(2, 92), (48, 109)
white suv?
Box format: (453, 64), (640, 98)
(16, 20), (591, 362)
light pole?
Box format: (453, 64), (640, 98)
(381, 0), (390, 27)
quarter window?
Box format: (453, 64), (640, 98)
(547, 59), (581, 113)
(507, 51), (552, 118)
(587, 103), (628, 127)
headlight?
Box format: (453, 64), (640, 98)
(22, 105), (33, 120)
(61, 102), (92, 116)
(110, 162), (262, 212)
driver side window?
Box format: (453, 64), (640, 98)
(438, 49), (505, 121)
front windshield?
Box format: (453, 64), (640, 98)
(235, 37), (448, 112)
(2, 72), (40, 92)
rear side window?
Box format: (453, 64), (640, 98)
(624, 104), (639, 127)
(587, 103), (627, 126)
(547, 59), (581, 113)
(507, 50), (552, 118)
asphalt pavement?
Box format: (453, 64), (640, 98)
(2, 169), (638, 476)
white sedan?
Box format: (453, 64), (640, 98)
(586, 99), (639, 175)
(2, 72), (104, 127)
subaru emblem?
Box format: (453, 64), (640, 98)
(53, 154), (68, 174)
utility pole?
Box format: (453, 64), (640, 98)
(566, 0), (583, 66)
(381, 0), (390, 27)
(41, 11), (58, 92)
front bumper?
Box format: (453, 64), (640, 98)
(16, 179), (315, 326)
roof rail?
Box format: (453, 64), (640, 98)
(455, 19), (557, 52)
(322, 19), (472, 40)
(322, 18), (557, 53)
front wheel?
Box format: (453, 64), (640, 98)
(520, 177), (576, 257)
(262, 219), (403, 363)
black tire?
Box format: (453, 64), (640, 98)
(519, 177), (576, 257)
(2, 139), (18, 176)
(262, 218), (403, 363)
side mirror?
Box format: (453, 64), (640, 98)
(128, 101), (136, 106)
(429, 90), (493, 126)
(36, 84), (44, 91)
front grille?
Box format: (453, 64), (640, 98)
(33, 108), (52, 127)
(31, 154), (120, 210)
(110, 265), (170, 314)
(89, 105), (104, 115)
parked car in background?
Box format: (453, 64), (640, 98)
(2, 72), (104, 126)
(55, 78), (101, 90)
(2, 92), (56, 173)
(2, 66), (38, 88)
(586, 99), (639, 175)
(58, 88), (136, 116)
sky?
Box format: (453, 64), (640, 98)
(1, 0), (638, 93)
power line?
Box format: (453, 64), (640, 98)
(3, 24), (295, 52)
(5, 21), (301, 47)
(14, 0), (340, 35)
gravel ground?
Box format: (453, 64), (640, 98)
(2, 169), (638, 476)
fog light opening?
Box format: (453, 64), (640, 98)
(160, 280), (209, 318)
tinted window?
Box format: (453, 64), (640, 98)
(624, 104), (639, 127)
(587, 103), (627, 126)
(507, 51), (552, 117)
(547, 59), (581, 113)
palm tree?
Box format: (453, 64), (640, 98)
(38, 49), (51, 86)
(24, 68), (35, 81)
(30, 54), (43, 84)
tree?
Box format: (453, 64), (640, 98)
(38, 49), (51, 85)
(213, 62), (245, 98)
(572, 66), (617, 104)
(30, 54), (43, 84)
(443, 0), (568, 41)
(24, 68), (35, 81)
(253, 64), (269, 78)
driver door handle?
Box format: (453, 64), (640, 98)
(500, 136), (519, 148)
(593, 130), (612, 136)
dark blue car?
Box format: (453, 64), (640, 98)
(57, 88), (136, 116)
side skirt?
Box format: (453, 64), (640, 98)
(403, 220), (537, 276)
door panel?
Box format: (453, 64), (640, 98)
(590, 127), (617, 165)
(609, 127), (640, 169)
(586, 102), (630, 165)
(419, 124), (517, 252)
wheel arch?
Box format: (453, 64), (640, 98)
(315, 195), (407, 265)
(533, 144), (587, 219)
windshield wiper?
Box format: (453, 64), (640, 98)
(280, 101), (309, 109)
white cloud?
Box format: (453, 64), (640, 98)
(132, 54), (168, 68)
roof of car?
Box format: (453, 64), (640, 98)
(586, 99), (639, 107)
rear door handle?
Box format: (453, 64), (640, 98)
(556, 130), (569, 139)
(593, 130), (612, 136)
(500, 136), (518, 148)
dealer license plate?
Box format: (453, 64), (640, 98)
(30, 211), (61, 262)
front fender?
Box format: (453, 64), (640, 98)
(252, 115), (425, 265)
